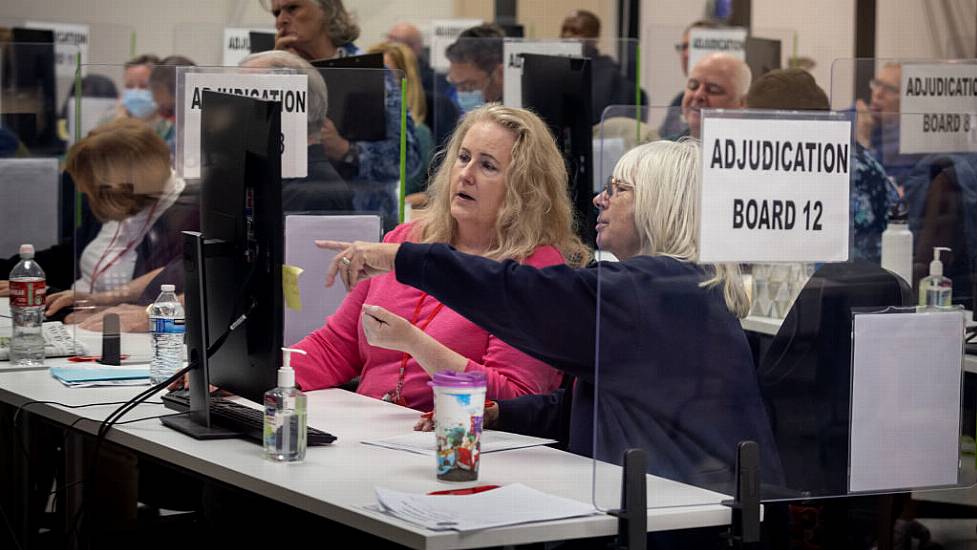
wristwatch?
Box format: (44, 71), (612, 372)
(336, 143), (360, 180)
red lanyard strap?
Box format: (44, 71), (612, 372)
(386, 293), (445, 406)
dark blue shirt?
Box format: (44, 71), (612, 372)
(395, 243), (784, 492)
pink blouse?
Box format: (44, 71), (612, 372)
(291, 223), (565, 411)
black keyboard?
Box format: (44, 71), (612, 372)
(161, 391), (336, 446)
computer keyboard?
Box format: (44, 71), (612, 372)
(161, 390), (336, 446)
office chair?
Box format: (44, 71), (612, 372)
(755, 261), (912, 497)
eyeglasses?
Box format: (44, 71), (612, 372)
(869, 79), (899, 95)
(686, 78), (727, 96)
(674, 42), (689, 53)
(600, 177), (633, 198)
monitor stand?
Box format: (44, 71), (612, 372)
(161, 231), (242, 440)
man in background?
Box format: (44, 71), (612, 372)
(680, 52), (751, 139)
(659, 19), (720, 139)
(559, 9), (647, 125)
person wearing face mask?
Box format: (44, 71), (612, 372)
(99, 54), (160, 125)
(679, 52), (752, 139)
(286, 104), (587, 412)
(42, 119), (198, 326)
(148, 55), (196, 154)
(445, 24), (504, 113)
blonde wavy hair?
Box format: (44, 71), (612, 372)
(367, 41), (427, 124)
(613, 139), (750, 318)
(414, 104), (589, 267)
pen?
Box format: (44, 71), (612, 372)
(428, 484), (500, 496)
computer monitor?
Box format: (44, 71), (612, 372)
(162, 91), (283, 440)
(519, 53), (596, 245)
(2, 29), (61, 155)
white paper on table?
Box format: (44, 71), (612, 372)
(362, 430), (556, 456)
(848, 310), (964, 493)
(374, 483), (597, 532)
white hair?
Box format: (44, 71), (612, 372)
(613, 139), (750, 318)
(698, 52), (753, 101)
(239, 50), (328, 138)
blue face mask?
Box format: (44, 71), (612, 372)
(456, 89), (485, 113)
(122, 88), (157, 119)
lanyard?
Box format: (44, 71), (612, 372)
(384, 292), (445, 406)
(88, 201), (159, 294)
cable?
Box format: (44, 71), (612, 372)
(0, 500), (25, 550)
(78, 298), (255, 548)
(113, 411), (190, 427)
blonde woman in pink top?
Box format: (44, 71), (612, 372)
(292, 104), (588, 410)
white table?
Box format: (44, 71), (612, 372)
(0, 365), (737, 549)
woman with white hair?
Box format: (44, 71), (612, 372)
(320, 139), (783, 491)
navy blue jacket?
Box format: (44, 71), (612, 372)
(395, 243), (784, 492)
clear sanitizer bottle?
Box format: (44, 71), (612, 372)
(263, 347), (308, 462)
(918, 246), (953, 308)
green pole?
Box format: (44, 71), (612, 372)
(634, 42), (642, 144)
(74, 52), (83, 228)
(399, 77), (407, 223)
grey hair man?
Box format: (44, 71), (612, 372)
(681, 52), (752, 138)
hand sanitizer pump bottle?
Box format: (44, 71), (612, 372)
(263, 347), (308, 462)
(918, 247), (953, 308)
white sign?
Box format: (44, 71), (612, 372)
(502, 41), (583, 108)
(699, 114), (852, 263)
(688, 27), (747, 72)
(431, 19), (483, 72)
(24, 21), (89, 78)
(849, 310), (963, 492)
(899, 64), (977, 154)
(222, 28), (275, 67)
(180, 71), (308, 179)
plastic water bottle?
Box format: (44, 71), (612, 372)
(9, 244), (46, 366)
(148, 284), (185, 384)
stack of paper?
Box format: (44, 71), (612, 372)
(374, 484), (597, 532)
(50, 366), (150, 388)
(362, 430), (556, 456)
(0, 322), (89, 362)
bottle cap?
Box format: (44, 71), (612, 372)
(930, 247), (951, 277)
(887, 197), (909, 223)
(161, 284), (175, 292)
(19, 244), (34, 258)
(279, 347), (307, 388)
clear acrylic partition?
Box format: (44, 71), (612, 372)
(431, 37), (644, 155)
(592, 104), (974, 512)
(0, 42), (74, 359)
(176, 65), (406, 228)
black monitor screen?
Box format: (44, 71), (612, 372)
(520, 53), (595, 245)
(195, 90), (283, 403)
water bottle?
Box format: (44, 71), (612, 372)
(881, 201), (914, 289)
(9, 244), (46, 366)
(148, 284), (185, 384)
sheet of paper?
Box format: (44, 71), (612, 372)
(362, 430), (556, 456)
(849, 310), (964, 492)
(50, 366), (150, 384)
(0, 322), (89, 361)
(282, 264), (304, 311)
(374, 483), (597, 532)
(283, 215), (381, 346)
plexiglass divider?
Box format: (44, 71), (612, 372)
(432, 37), (643, 152)
(60, 61), (405, 364)
(592, 104), (974, 512)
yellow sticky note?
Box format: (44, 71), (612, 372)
(282, 264), (304, 311)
